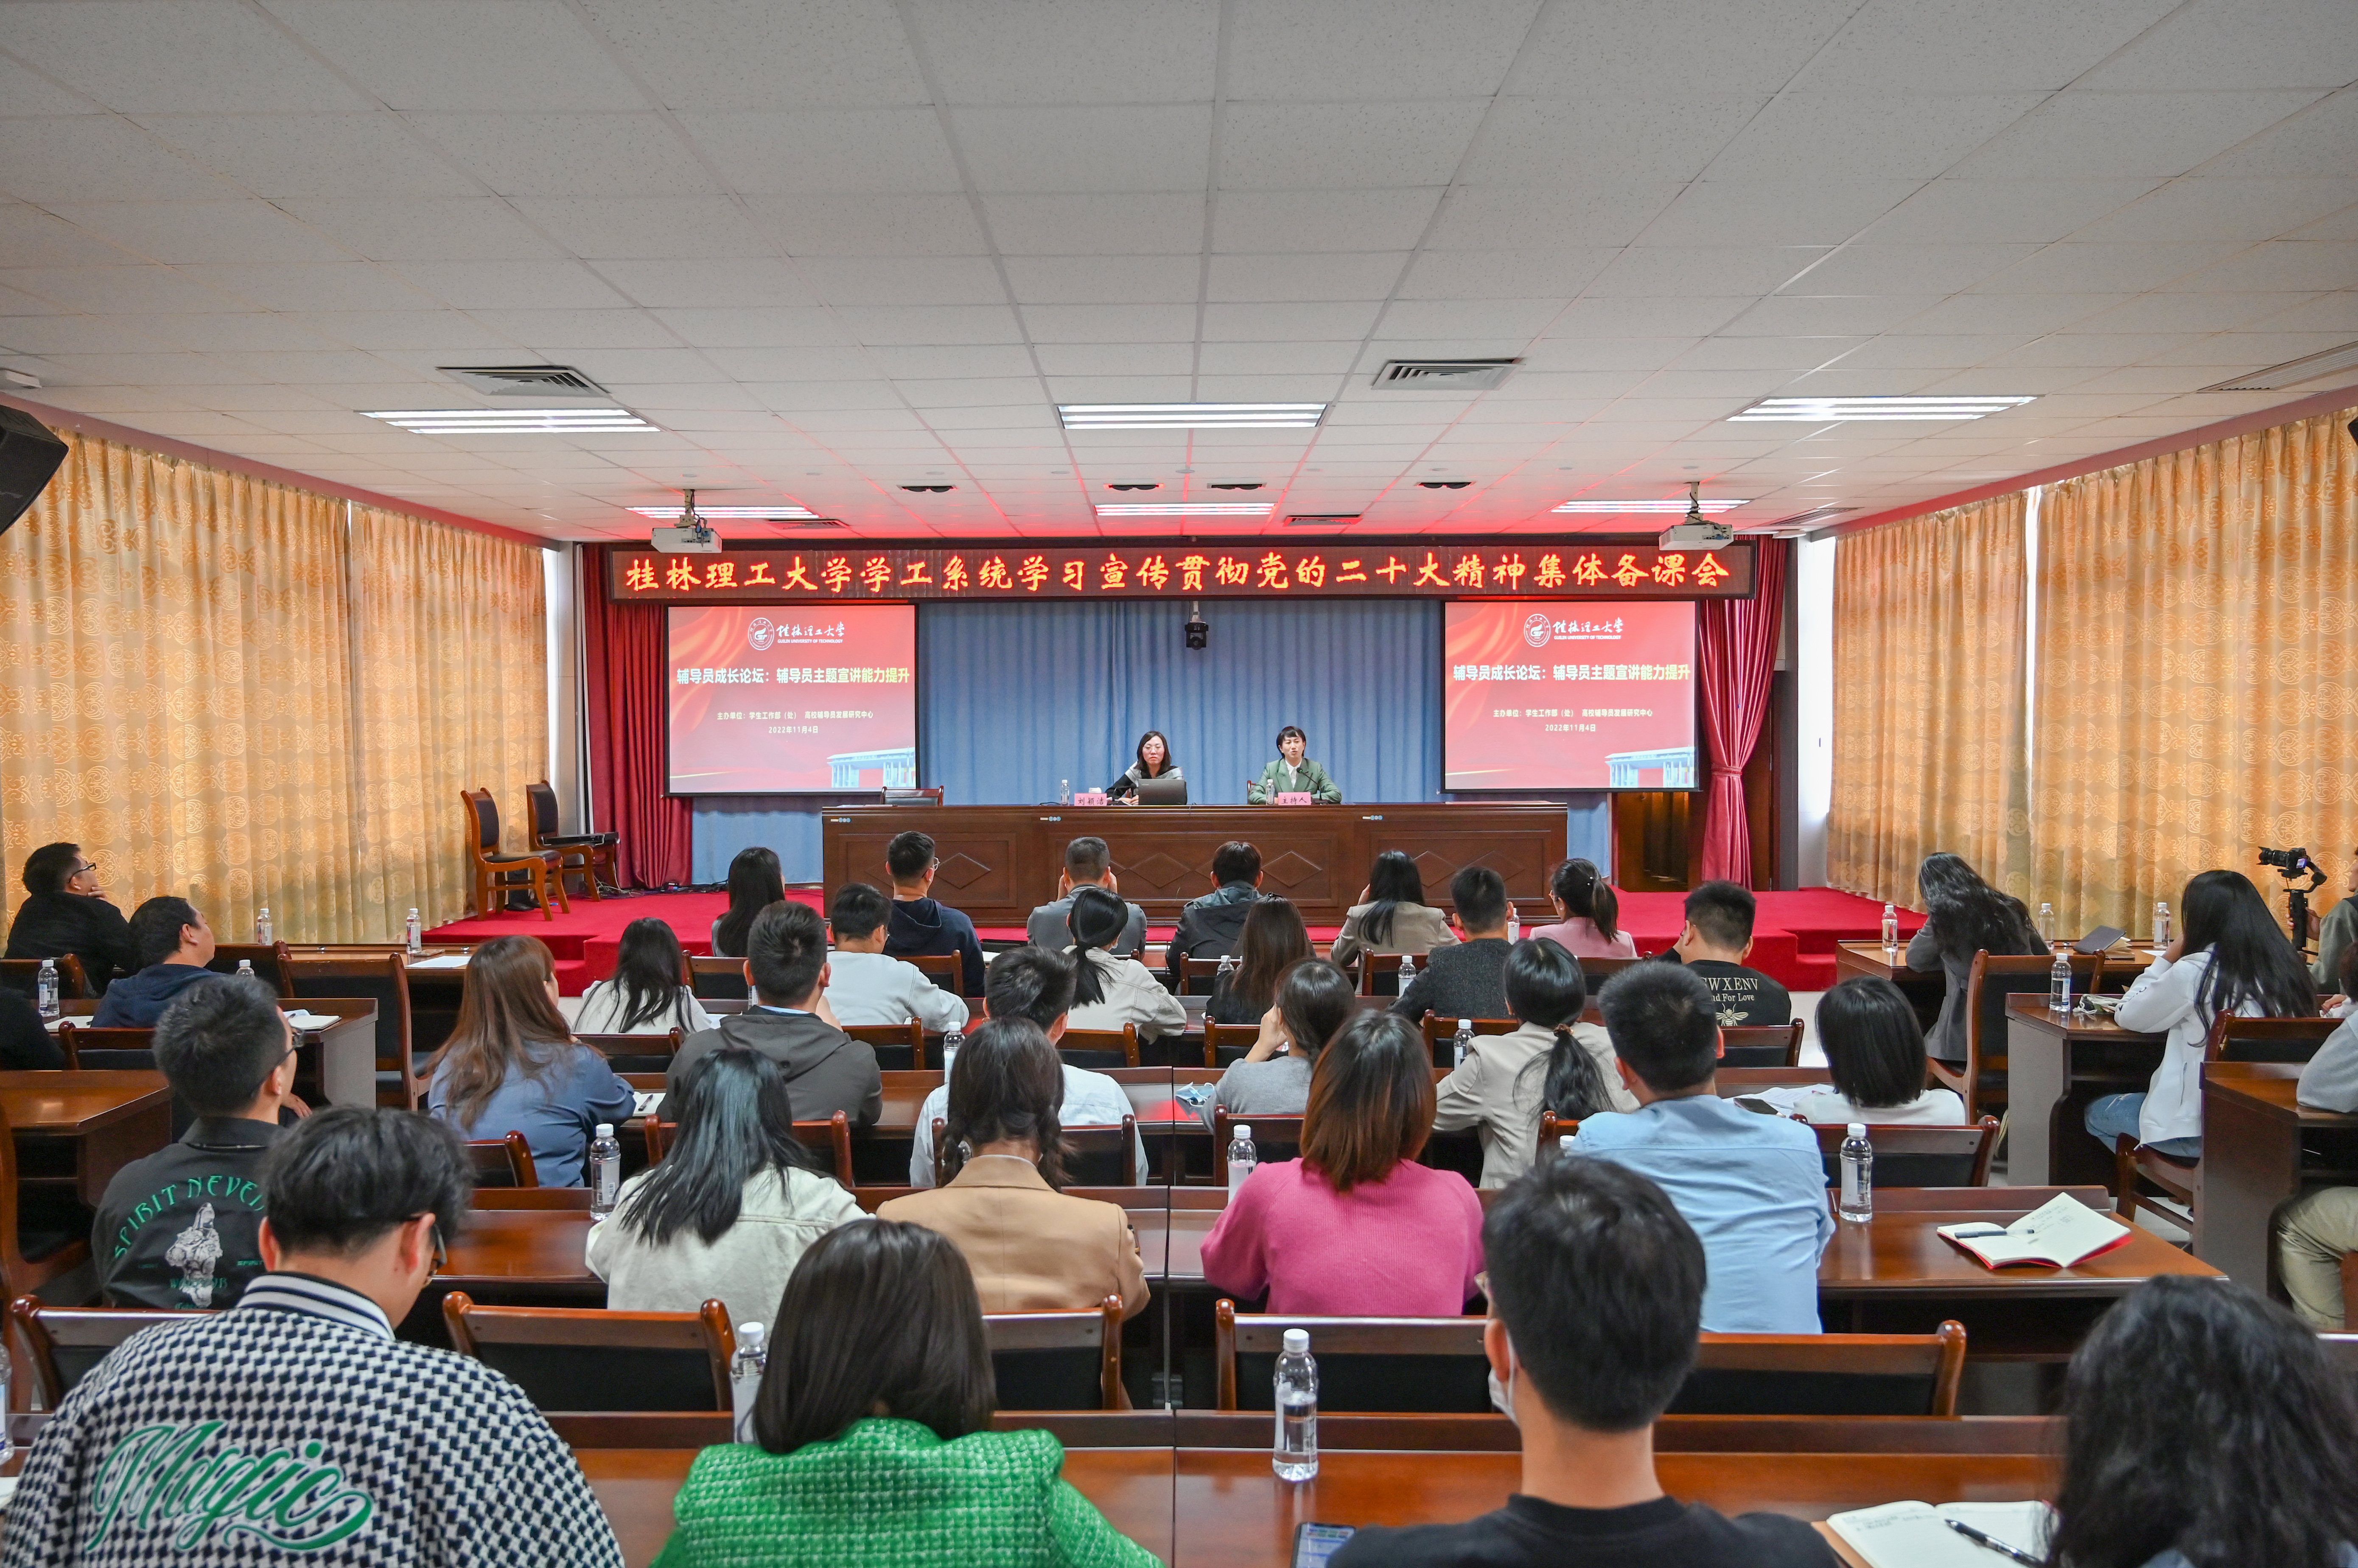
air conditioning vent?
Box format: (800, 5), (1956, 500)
(1761, 505), (1857, 532)
(1284, 514), (1360, 527)
(439, 364), (610, 399)
(1371, 359), (1519, 392)
(2200, 340), (2358, 393)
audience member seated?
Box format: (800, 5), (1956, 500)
(571, 916), (717, 1036)
(1064, 886), (1187, 1043)
(1330, 849), (1457, 974)
(1786, 977), (1964, 1126)
(1207, 896), (1313, 1025)
(7, 1107), (621, 1566)
(2313, 847), (2358, 995)
(1435, 937), (1633, 1189)
(653, 1219), (1155, 1568)
(1653, 881), (1791, 1026)
(907, 947), (1146, 1188)
(1200, 1012), (1482, 1316)
(1904, 850), (2045, 1064)
(666, 902), (882, 1132)
(1392, 866), (1517, 1022)
(5, 841), (140, 994)
(425, 935), (634, 1188)
(1571, 964), (1830, 1334)
(879, 1018), (1148, 1318)
(1026, 835), (1146, 957)
(2042, 1277), (2358, 1568)
(2086, 868), (2314, 1160)
(710, 845), (785, 959)
(2277, 958), (2358, 1328)
(1164, 840), (1264, 982)
(0, 986), (64, 1070)
(1528, 857), (1637, 960)
(1330, 1158), (1839, 1568)
(882, 830), (986, 995)
(823, 882), (970, 1032)
(93, 975), (295, 1309)
(1204, 958), (1356, 1126)
(90, 895), (221, 1027)
(589, 1048), (861, 1317)
(1103, 727), (1183, 804)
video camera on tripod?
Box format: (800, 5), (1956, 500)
(2258, 847), (2326, 949)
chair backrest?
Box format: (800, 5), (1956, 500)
(688, 954), (749, 1000)
(9, 1297), (210, 1406)
(843, 1019), (924, 1070)
(2323, 1327), (2358, 1378)
(1721, 1020), (1804, 1068)
(2204, 1015), (2339, 1063)
(1355, 952), (1407, 997)
(204, 945), (280, 987)
(1216, 1303), (1490, 1412)
(1180, 955), (1228, 996)
(525, 780), (561, 843)
(1214, 1110), (1303, 1176)
(1, 953), (92, 999)
(462, 786), (503, 855)
(1959, 950), (2101, 1119)
(1811, 1118), (2001, 1188)
(657, 1111), (851, 1179)
(902, 952), (965, 995)
(466, 1130), (539, 1188)
(53, 1023), (155, 1073)
(931, 1115), (1135, 1187)
(578, 1029), (684, 1075)
(1059, 1024), (1140, 1070)
(1579, 955), (1639, 984)
(0, 1101), (92, 1300)
(276, 946), (417, 1105)
(1536, 1111), (1578, 1160)
(1203, 1020), (1258, 1069)
(443, 1291), (735, 1411)
(1668, 1322), (1968, 1417)
(1418, 1014), (1518, 1067)
(984, 1298), (1123, 1410)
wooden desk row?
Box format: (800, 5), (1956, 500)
(51, 998), (383, 1110)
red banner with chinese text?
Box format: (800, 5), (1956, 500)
(607, 540), (1754, 604)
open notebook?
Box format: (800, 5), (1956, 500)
(1830, 1501), (2050, 1567)
(1937, 1193), (2131, 1269)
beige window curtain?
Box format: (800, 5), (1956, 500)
(1828, 494), (2032, 910)
(2033, 403), (2358, 937)
(0, 429), (547, 942)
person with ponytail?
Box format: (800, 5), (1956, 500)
(1529, 858), (1636, 961)
(1434, 937), (1635, 1188)
(1904, 851), (2046, 1064)
(1061, 885), (1186, 1043)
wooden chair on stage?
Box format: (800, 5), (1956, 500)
(524, 780), (618, 903)
(985, 1299), (1126, 1411)
(1721, 1020), (1805, 1067)
(443, 1293), (735, 1412)
(461, 786), (566, 921)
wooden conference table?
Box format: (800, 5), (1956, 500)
(2002, 995), (2165, 1188)
(818, 804), (1570, 928)
(2198, 1062), (2358, 1289)
(0, 1070), (173, 1204)
(53, 996), (382, 1110)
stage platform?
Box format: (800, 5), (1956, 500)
(428, 886), (1909, 995)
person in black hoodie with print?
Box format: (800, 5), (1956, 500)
(880, 831), (987, 997)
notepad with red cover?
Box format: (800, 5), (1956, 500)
(1936, 1193), (2134, 1269)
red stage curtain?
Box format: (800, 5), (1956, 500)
(583, 547), (692, 888)
(1697, 539), (1790, 888)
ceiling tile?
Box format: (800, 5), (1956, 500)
(1021, 304), (1198, 344)
(1589, 246), (1831, 297)
(1, 115), (241, 203)
(0, 263), (245, 316)
(1397, 249), (1617, 299)
(1544, 297), (1753, 338)
(908, 0), (1220, 106)
(2160, 240), (2358, 294)
(2081, 0), (2358, 91)
(1953, 89), (2327, 179)
(1375, 299), (1565, 338)
(1213, 189), (1442, 253)
(138, 112), (477, 198)
(1001, 255), (1200, 306)
(9, 0), (374, 113)
(1465, 94), (1764, 187)
(1891, 293), (2132, 335)
(790, 256), (1008, 307)
(463, 307), (686, 347)
(179, 262), (440, 313)
(259, 0), (646, 113)
(1218, 102), (1488, 189)
(1789, 243), (2039, 296)
(1706, 92), (2049, 182)
(1864, 177), (2167, 245)
(275, 197), (561, 261)
(950, 106), (1212, 193)
(384, 260), (627, 310)
(573, 0), (927, 110)
(863, 344), (1036, 378)
(506, 198), (770, 260)
(982, 194), (1204, 255)
(1201, 301), (1381, 341)
(673, 110), (961, 195)
(1225, 0), (1539, 100)
(1031, 342), (1192, 375)
(0, 203), (143, 268)
(1790, 0), (2178, 91)
(1970, 241), (2246, 295)
(832, 304), (1025, 346)
(0, 55), (102, 117)
(1640, 180), (1922, 248)
(1205, 253), (1407, 303)
(749, 195), (988, 256)
(1197, 341), (1362, 375)
(1505, 0), (1855, 97)
(2196, 88), (2358, 180)
(601, 259), (818, 309)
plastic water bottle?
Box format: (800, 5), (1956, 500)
(254, 906), (272, 945)
(1559, 1133), (1576, 1160)
(1453, 1017), (1475, 1068)
(588, 1123), (621, 1217)
(1395, 951), (1416, 996)
(1216, 951), (1238, 987)
(406, 908), (423, 955)
(1273, 1327), (1319, 1481)
(2050, 947), (2073, 1015)
(34, 959), (59, 1022)
(1227, 1123), (1257, 1190)
(2153, 900), (2171, 950)
(1881, 902), (1898, 953)
(1059, 778), (1070, 805)
(729, 1322), (767, 1444)
(235, 959), (254, 978)
(942, 1028), (964, 1079)
(1838, 1124), (1874, 1223)
(2037, 902), (2056, 945)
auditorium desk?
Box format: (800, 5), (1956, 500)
(821, 804), (1569, 928)
(0, 1070), (171, 1204)
(2198, 1062), (2358, 1289)
(2003, 996), (2165, 1187)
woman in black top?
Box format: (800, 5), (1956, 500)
(4, 841), (140, 994)
(1105, 731), (1182, 802)
(711, 847), (785, 958)
(1207, 898), (1313, 1026)
(1904, 851), (2044, 1063)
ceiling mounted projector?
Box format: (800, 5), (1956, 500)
(652, 488), (720, 554)
(1659, 482), (1736, 549)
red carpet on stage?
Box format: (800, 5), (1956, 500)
(431, 886), (1907, 994)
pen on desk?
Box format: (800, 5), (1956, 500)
(1943, 1517), (2043, 1566)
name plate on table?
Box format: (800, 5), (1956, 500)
(1072, 791), (1109, 807)
(1274, 791), (1314, 806)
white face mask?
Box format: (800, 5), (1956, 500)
(1487, 1331), (1521, 1427)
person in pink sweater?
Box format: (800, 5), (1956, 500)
(1200, 1012), (1483, 1316)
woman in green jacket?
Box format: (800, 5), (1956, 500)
(654, 1219), (1157, 1568)
(1247, 724), (1342, 803)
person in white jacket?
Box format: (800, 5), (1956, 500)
(588, 1046), (862, 1317)
(568, 917), (718, 1036)
(2085, 869), (2316, 1158)
(821, 883), (970, 1033)
(1061, 886), (1186, 1044)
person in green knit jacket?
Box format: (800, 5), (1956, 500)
(653, 1218), (1157, 1568)
(1246, 724), (1342, 804)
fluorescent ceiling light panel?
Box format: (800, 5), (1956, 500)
(1552, 499), (1750, 514)
(1094, 503), (1274, 517)
(362, 408), (658, 433)
(627, 504), (819, 519)
(1730, 397), (2035, 422)
(1060, 402), (1326, 430)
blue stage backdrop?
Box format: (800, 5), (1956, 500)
(692, 597), (1611, 884)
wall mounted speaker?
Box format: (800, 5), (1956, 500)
(0, 405), (66, 537)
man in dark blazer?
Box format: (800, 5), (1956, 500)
(661, 901), (881, 1129)
(1394, 866), (1517, 1022)
(4, 841), (139, 993)
(1164, 841), (1264, 985)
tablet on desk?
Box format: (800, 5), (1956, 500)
(1293, 1523), (1355, 1568)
